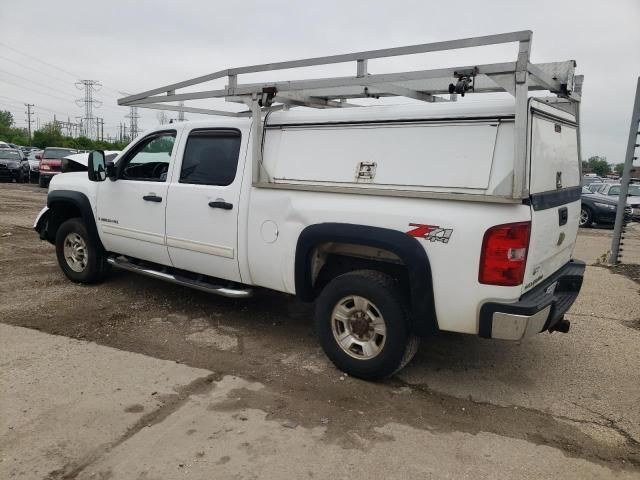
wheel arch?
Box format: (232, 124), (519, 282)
(45, 190), (103, 250)
(295, 223), (438, 336)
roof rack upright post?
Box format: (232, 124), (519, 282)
(513, 33), (532, 199)
(249, 94), (265, 183)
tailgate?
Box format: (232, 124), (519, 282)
(523, 102), (581, 293)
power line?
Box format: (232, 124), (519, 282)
(0, 54), (72, 86)
(0, 78), (76, 104)
(0, 40), (79, 79)
(0, 41), (130, 99)
(0, 94), (81, 118)
(0, 68), (77, 98)
(0, 97), (24, 110)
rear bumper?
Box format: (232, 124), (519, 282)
(479, 260), (585, 340)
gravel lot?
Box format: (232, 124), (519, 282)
(1, 182), (639, 479)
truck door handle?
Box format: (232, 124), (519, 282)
(143, 194), (163, 203)
(208, 201), (233, 210)
(558, 207), (568, 226)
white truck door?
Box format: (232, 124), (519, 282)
(165, 128), (245, 282)
(96, 130), (177, 266)
(523, 103), (581, 293)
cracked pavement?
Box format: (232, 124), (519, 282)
(1, 183), (639, 479)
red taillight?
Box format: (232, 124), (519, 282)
(479, 221), (531, 286)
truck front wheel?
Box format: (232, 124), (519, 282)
(314, 269), (419, 380)
(55, 218), (108, 284)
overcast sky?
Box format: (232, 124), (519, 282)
(1, 0), (639, 164)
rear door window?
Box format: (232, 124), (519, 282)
(179, 129), (241, 186)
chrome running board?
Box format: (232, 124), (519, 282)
(106, 256), (253, 299)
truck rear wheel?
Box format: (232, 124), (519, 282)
(315, 269), (419, 380)
(55, 218), (108, 284)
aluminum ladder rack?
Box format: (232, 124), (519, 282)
(118, 30), (583, 201)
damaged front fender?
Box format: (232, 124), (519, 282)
(34, 206), (51, 242)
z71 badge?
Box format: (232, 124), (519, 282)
(406, 224), (453, 244)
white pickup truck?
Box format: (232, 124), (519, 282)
(35, 32), (585, 379)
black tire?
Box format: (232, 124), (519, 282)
(579, 206), (593, 227)
(38, 176), (48, 188)
(55, 218), (108, 283)
(315, 269), (419, 380)
(16, 170), (24, 183)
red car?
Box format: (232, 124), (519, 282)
(38, 147), (77, 188)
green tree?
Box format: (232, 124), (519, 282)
(0, 110), (29, 145)
(0, 110), (14, 127)
(585, 156), (610, 177)
(614, 163), (625, 176)
(1, 113), (128, 151)
(32, 123), (65, 149)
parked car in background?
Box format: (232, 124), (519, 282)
(582, 175), (602, 187)
(38, 147), (77, 188)
(580, 186), (621, 227)
(593, 183), (640, 221)
(0, 148), (29, 182)
(586, 182), (603, 193)
(27, 150), (43, 182)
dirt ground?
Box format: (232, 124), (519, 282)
(1, 182), (640, 478)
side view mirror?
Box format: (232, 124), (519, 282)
(105, 161), (117, 181)
(88, 150), (106, 182)
(35, 153), (42, 160)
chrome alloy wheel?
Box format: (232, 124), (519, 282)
(63, 232), (88, 273)
(331, 295), (387, 360)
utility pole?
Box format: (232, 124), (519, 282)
(75, 80), (102, 139)
(609, 77), (640, 265)
(125, 107), (139, 140)
(24, 103), (34, 140)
